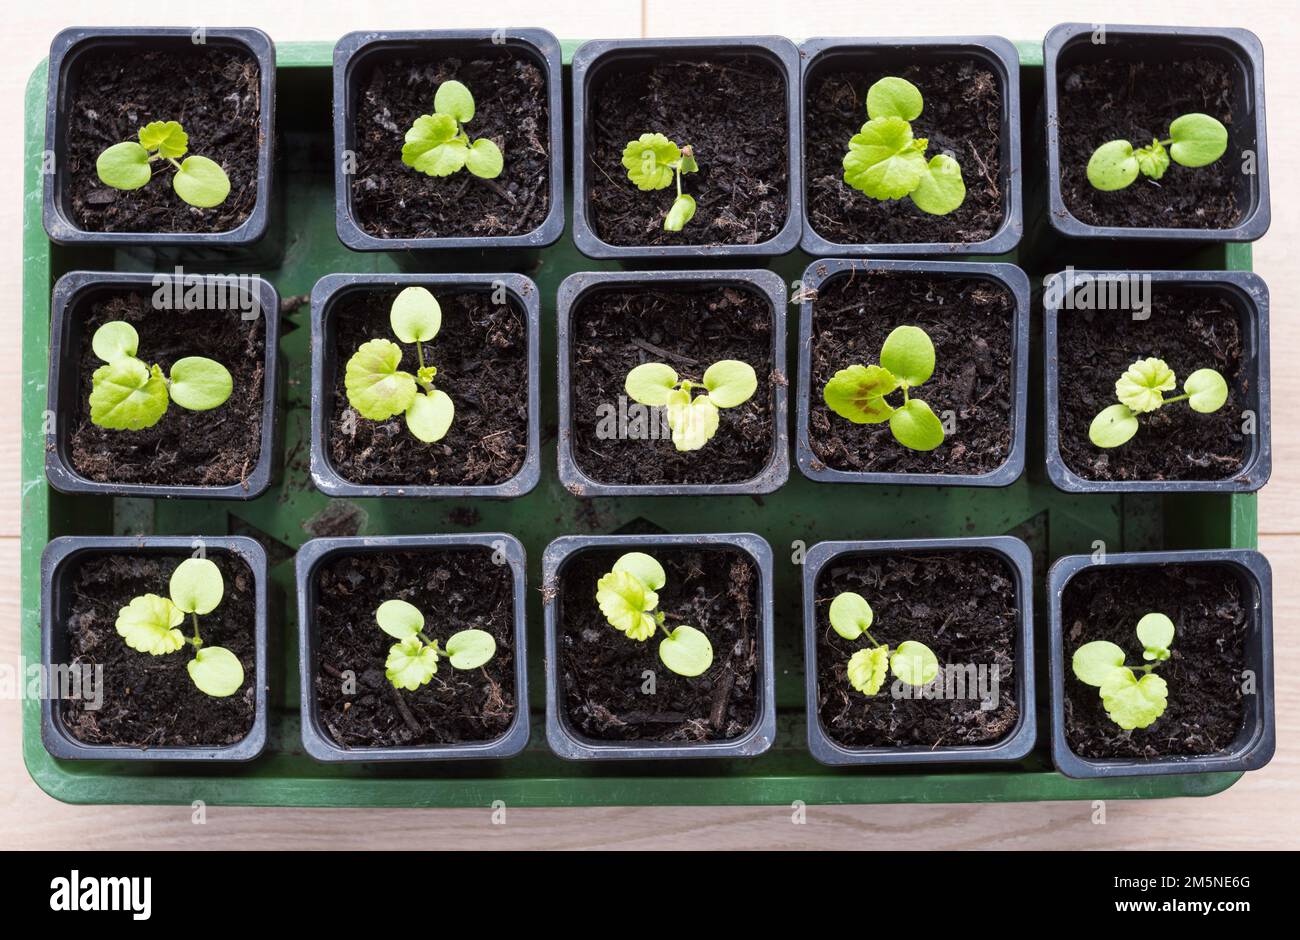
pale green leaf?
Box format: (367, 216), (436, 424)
(409, 139), (468, 177)
(1100, 668), (1169, 730)
(96, 141), (151, 191)
(678, 146), (698, 174)
(866, 76), (923, 121)
(115, 594), (185, 655)
(390, 286), (442, 344)
(621, 133), (679, 190)
(187, 646), (244, 697)
(1168, 113), (1228, 168)
(625, 362), (679, 407)
(1086, 140), (1139, 191)
(434, 80), (476, 123)
(376, 599), (424, 640)
(385, 638), (438, 691)
(847, 646), (890, 695)
(613, 552), (666, 591)
(1136, 612), (1175, 662)
(665, 388), (720, 451)
(1185, 368), (1228, 414)
(664, 193), (696, 231)
(702, 360), (757, 408)
(405, 389), (455, 443)
(92, 321), (139, 363)
(169, 557), (224, 615)
(1135, 140), (1170, 180)
(1089, 403), (1140, 448)
(596, 570), (657, 641)
(1071, 640), (1127, 687)
(138, 120), (188, 158)
(89, 359), (169, 430)
(828, 591), (873, 640)
(465, 138), (504, 179)
(910, 153), (966, 215)
(168, 356), (232, 411)
(880, 325), (936, 386)
(1116, 357), (1176, 414)
(445, 628), (497, 669)
(658, 625), (713, 677)
(843, 117), (927, 200)
(345, 339), (417, 421)
(891, 640), (939, 686)
(172, 156), (230, 208)
(889, 399), (945, 451)
(402, 113), (460, 172)
(823, 364), (898, 424)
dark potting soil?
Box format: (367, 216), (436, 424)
(350, 48), (551, 239)
(328, 288), (529, 487)
(807, 269), (1014, 475)
(67, 291), (267, 487)
(60, 552), (257, 748)
(556, 547), (759, 743)
(314, 549), (516, 748)
(66, 45), (261, 234)
(586, 55), (789, 247)
(1057, 288), (1248, 482)
(815, 551), (1021, 749)
(805, 59), (1004, 245)
(568, 285), (777, 487)
(1057, 57), (1242, 229)
(1062, 564), (1247, 759)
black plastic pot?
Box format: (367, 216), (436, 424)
(1048, 549), (1274, 779)
(332, 29), (565, 257)
(1043, 23), (1270, 243)
(556, 269), (789, 497)
(799, 36), (1023, 257)
(45, 270), (282, 500)
(40, 536), (270, 762)
(43, 27), (276, 251)
(802, 536), (1037, 766)
(295, 534), (531, 762)
(309, 272), (541, 498)
(570, 36), (802, 262)
(1044, 269), (1271, 494)
(542, 533), (776, 760)
(795, 258), (1029, 486)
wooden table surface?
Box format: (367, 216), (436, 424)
(2, 0), (1296, 850)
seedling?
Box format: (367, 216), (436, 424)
(823, 325), (945, 451)
(842, 77), (966, 216)
(344, 286), (455, 443)
(1071, 613), (1175, 730)
(96, 120), (231, 208)
(1089, 356), (1228, 448)
(624, 359), (758, 451)
(1087, 113), (1228, 192)
(401, 80), (504, 180)
(88, 320), (232, 431)
(829, 592), (938, 696)
(621, 133), (700, 231)
(114, 557), (245, 698)
(375, 599), (497, 692)
(596, 552), (713, 677)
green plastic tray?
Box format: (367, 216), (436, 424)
(20, 40), (1256, 806)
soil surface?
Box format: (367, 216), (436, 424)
(350, 48), (551, 239)
(67, 44), (261, 234)
(328, 288), (529, 487)
(60, 552), (257, 748)
(586, 55), (789, 247)
(314, 549), (517, 748)
(67, 291), (266, 487)
(807, 268), (1014, 475)
(815, 551), (1021, 749)
(1057, 288), (1248, 482)
(805, 59), (1004, 245)
(1062, 563), (1247, 759)
(569, 285), (777, 487)
(1057, 56), (1242, 229)
(556, 546), (759, 743)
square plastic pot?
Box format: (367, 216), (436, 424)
(795, 258), (1029, 486)
(40, 535), (270, 762)
(556, 269), (789, 497)
(1044, 269), (1271, 493)
(295, 534), (531, 762)
(570, 36), (802, 261)
(309, 272), (541, 499)
(43, 27), (276, 249)
(1048, 549), (1275, 779)
(802, 536), (1037, 766)
(542, 533), (776, 760)
(1043, 23), (1270, 243)
(799, 36), (1023, 257)
(332, 29), (565, 254)
(45, 270), (282, 500)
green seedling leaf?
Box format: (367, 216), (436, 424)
(678, 147), (699, 174)
(172, 155), (230, 208)
(168, 356), (233, 411)
(1168, 113), (1228, 168)
(613, 552), (667, 591)
(169, 557), (224, 615)
(138, 120), (188, 158)
(1116, 357), (1176, 414)
(402, 114), (460, 172)
(376, 599), (425, 640)
(445, 629), (497, 669)
(188, 646), (244, 697)
(1089, 403), (1140, 448)
(910, 153), (966, 215)
(828, 591), (873, 641)
(406, 389), (455, 443)
(880, 325), (936, 386)
(665, 388), (720, 451)
(889, 399), (945, 451)
(596, 570), (658, 641)
(622, 133), (679, 190)
(1184, 368), (1228, 414)
(434, 80), (476, 123)
(345, 338), (417, 420)
(96, 141), (152, 191)
(702, 360), (758, 408)
(659, 625), (713, 677)
(1071, 640), (1127, 687)
(92, 321), (139, 363)
(1136, 612), (1175, 662)
(847, 646), (890, 696)
(891, 640), (939, 686)
(390, 286), (442, 344)
(843, 117), (928, 200)
(116, 594), (185, 655)
(823, 364), (898, 424)
(89, 358), (169, 430)
(1134, 140), (1171, 180)
(1086, 139), (1139, 191)
(866, 76), (924, 121)
(625, 362), (679, 407)
(465, 138), (504, 179)
(1100, 668), (1168, 730)
(664, 193), (697, 232)
(386, 638), (439, 691)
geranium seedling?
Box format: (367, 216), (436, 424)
(374, 598), (497, 692)
(88, 320), (233, 431)
(1089, 356), (1228, 449)
(1072, 612), (1175, 730)
(115, 557), (245, 697)
(621, 133), (700, 231)
(829, 591), (938, 695)
(1087, 113), (1228, 191)
(401, 80), (504, 180)
(96, 120), (231, 208)
(595, 552), (713, 677)
(823, 324), (946, 451)
(624, 359), (758, 451)
(842, 77), (966, 216)
(344, 286), (456, 443)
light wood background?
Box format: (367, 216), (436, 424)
(2, 1), (1296, 850)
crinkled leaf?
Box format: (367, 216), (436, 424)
(465, 138), (504, 179)
(829, 591), (873, 640)
(659, 625), (713, 678)
(910, 153), (966, 215)
(168, 356), (232, 411)
(625, 362), (679, 407)
(702, 360), (757, 408)
(92, 321), (139, 363)
(115, 594), (185, 655)
(1135, 140), (1170, 180)
(1100, 668), (1169, 730)
(187, 646), (244, 697)
(376, 598), (424, 640)
(664, 193), (696, 231)
(89, 358), (169, 430)
(889, 399), (945, 451)
(390, 286), (442, 344)
(1169, 113), (1228, 168)
(402, 114), (460, 173)
(1116, 357), (1176, 414)
(665, 388), (720, 451)
(622, 133), (679, 190)
(138, 120), (188, 158)
(385, 638), (439, 691)
(96, 141), (152, 191)
(1086, 140), (1139, 191)
(169, 557), (224, 615)
(891, 640), (939, 686)
(172, 155), (230, 208)
(413, 139), (468, 177)
(866, 76), (923, 121)
(434, 80), (475, 123)
(405, 389), (455, 443)
(843, 117), (927, 199)
(1136, 613), (1175, 662)
(345, 339), (417, 420)
(445, 628), (497, 669)
(1071, 640), (1127, 687)
(880, 325), (936, 386)
(1185, 368), (1228, 414)
(596, 570), (658, 641)
(1089, 403), (1140, 448)
(847, 646), (890, 696)
(613, 552), (666, 591)
(824, 364), (898, 424)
